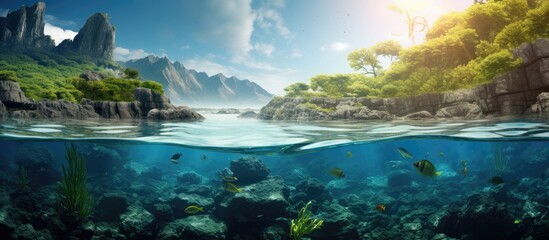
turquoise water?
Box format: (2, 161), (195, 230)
(1, 114), (548, 239)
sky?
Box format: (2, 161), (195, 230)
(1, 0), (471, 95)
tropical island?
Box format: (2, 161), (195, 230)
(259, 0), (549, 120)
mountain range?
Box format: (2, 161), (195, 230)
(123, 56), (273, 107)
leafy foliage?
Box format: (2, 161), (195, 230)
(57, 143), (93, 219)
(285, 0), (547, 99)
(290, 201), (323, 240)
(0, 49), (165, 102)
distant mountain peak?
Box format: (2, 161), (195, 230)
(124, 56), (272, 107)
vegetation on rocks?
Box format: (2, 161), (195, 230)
(0, 49), (164, 102)
(284, 0), (548, 99)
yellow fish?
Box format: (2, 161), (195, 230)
(329, 167), (345, 178)
(397, 147), (413, 159)
(223, 182), (242, 193)
(413, 160), (441, 177)
(184, 205), (203, 214)
(346, 151), (353, 158)
(222, 175), (238, 182)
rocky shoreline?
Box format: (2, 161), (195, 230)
(0, 80), (203, 121)
(259, 38), (549, 121)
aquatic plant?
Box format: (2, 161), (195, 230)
(18, 165), (30, 189)
(290, 201), (324, 240)
(492, 143), (509, 176)
(57, 143), (93, 218)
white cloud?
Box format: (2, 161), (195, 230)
(320, 41), (350, 52)
(255, 5), (291, 38)
(291, 48), (303, 58)
(253, 43), (275, 57)
(190, 0), (255, 59)
(44, 23), (78, 46)
(114, 47), (150, 61)
(180, 44), (191, 50)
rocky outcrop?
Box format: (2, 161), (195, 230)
(0, 2), (55, 49)
(260, 38), (549, 121)
(80, 71), (109, 81)
(0, 80), (204, 121)
(57, 13), (115, 60)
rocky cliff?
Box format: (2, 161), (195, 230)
(259, 38), (549, 121)
(0, 80), (203, 121)
(0, 2), (55, 49)
(57, 13), (115, 60)
(123, 56), (273, 107)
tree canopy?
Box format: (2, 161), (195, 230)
(283, 0), (547, 99)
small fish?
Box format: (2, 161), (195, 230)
(222, 175), (238, 182)
(438, 151), (444, 158)
(514, 219), (522, 224)
(200, 155), (208, 161)
(489, 176), (504, 185)
(329, 167), (345, 178)
(413, 160), (442, 177)
(184, 205), (203, 214)
(170, 153), (182, 164)
(397, 147), (413, 159)
(375, 204), (386, 213)
(346, 151), (353, 158)
(223, 182), (242, 193)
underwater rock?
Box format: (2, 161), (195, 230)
(404, 110), (434, 120)
(174, 184), (214, 197)
(237, 110), (257, 118)
(11, 224), (41, 240)
(387, 170), (413, 187)
(157, 215), (227, 240)
(94, 192), (129, 222)
(0, 207), (16, 239)
(84, 222), (125, 240)
(260, 226), (287, 240)
(176, 171), (203, 185)
(150, 203), (173, 222)
(229, 157), (270, 184)
(436, 192), (514, 239)
(312, 201), (359, 240)
(15, 145), (60, 188)
(214, 176), (290, 223)
(119, 204), (155, 238)
(172, 193), (214, 218)
(293, 178), (326, 202)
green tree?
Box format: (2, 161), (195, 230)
(372, 40), (402, 63)
(284, 82), (310, 97)
(310, 74), (352, 97)
(347, 48), (381, 77)
(124, 68), (139, 79)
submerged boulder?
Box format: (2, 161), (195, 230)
(436, 192), (514, 239)
(94, 192), (129, 222)
(214, 176), (290, 223)
(229, 157), (270, 184)
(119, 204), (155, 238)
(157, 215), (227, 240)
